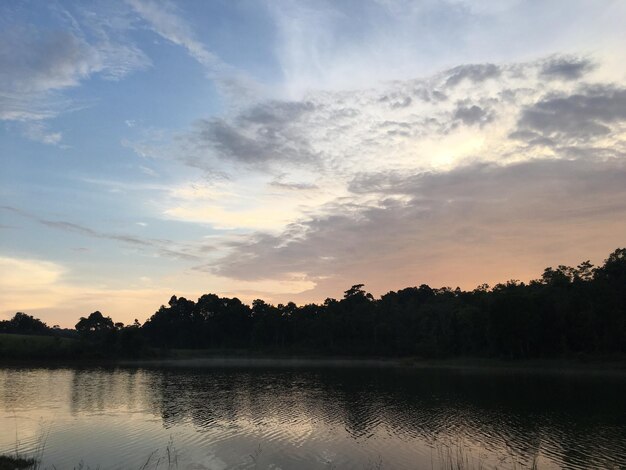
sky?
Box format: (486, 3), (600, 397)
(1, 0), (626, 327)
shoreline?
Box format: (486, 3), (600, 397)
(2, 354), (626, 376)
(121, 355), (626, 375)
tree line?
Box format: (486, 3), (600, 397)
(2, 248), (625, 359)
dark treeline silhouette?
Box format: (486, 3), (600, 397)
(2, 248), (625, 359)
(0, 311), (75, 338)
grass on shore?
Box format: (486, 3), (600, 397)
(0, 455), (36, 470)
(3, 331), (626, 373)
(0, 333), (79, 359)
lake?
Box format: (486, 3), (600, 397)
(1, 363), (625, 469)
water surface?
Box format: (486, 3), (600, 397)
(1, 363), (625, 469)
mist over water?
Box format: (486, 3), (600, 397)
(1, 365), (625, 469)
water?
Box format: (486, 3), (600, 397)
(1, 363), (625, 469)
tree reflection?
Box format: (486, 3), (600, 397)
(54, 366), (626, 469)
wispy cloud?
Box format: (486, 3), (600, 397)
(0, 3), (150, 122)
(126, 0), (221, 71)
(1, 206), (203, 261)
(265, 0), (626, 97)
(126, 0), (258, 99)
(540, 55), (596, 81)
(19, 121), (63, 145)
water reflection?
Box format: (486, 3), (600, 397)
(1, 366), (625, 469)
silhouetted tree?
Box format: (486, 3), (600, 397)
(0, 312), (48, 334)
(75, 311), (115, 342)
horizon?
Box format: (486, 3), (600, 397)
(4, 246), (623, 330)
(2, 0), (626, 328)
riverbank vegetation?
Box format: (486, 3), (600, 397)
(0, 455), (36, 470)
(1, 248), (624, 361)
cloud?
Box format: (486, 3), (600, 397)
(159, 177), (326, 230)
(516, 85), (626, 142)
(0, 28), (93, 121)
(0, 8), (150, 122)
(540, 56), (595, 81)
(269, 180), (319, 191)
(20, 122), (63, 145)
(41, 220), (203, 261)
(0, 256), (64, 291)
(159, 53), (626, 231)
(1, 206), (202, 261)
(0, 255), (169, 327)
(444, 63), (501, 87)
(264, 0), (626, 98)
(126, 0), (220, 70)
(0, 255), (73, 318)
(139, 165), (159, 177)
(184, 100), (319, 169)
(452, 104), (493, 126)
(0, 29), (92, 95)
(173, 54), (602, 178)
(126, 0), (256, 99)
(265, 0), (493, 95)
(208, 157), (626, 299)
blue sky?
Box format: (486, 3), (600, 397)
(1, 0), (626, 326)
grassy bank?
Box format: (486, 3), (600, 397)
(0, 333), (158, 363)
(3, 332), (626, 376)
(122, 351), (626, 376)
(0, 333), (80, 360)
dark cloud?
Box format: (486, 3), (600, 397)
(0, 28), (90, 94)
(556, 144), (625, 161)
(237, 100), (316, 125)
(444, 63), (501, 87)
(508, 130), (555, 148)
(516, 86), (626, 141)
(452, 104), (493, 126)
(209, 158), (626, 299)
(540, 56), (594, 81)
(349, 159), (626, 200)
(184, 100), (319, 169)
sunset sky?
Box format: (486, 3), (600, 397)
(1, 0), (626, 327)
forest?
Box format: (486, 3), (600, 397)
(1, 248), (625, 360)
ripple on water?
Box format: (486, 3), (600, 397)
(1, 366), (626, 469)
